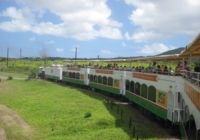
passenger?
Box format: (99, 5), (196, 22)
(157, 65), (162, 74)
(194, 63), (200, 72)
(169, 67), (174, 75)
(152, 62), (157, 73)
(175, 62), (181, 76)
(163, 66), (169, 75)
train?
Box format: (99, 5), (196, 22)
(39, 64), (200, 139)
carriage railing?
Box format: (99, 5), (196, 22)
(181, 70), (200, 88)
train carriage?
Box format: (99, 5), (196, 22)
(44, 65), (63, 81)
(89, 69), (125, 95)
(124, 71), (179, 120)
(62, 67), (89, 86)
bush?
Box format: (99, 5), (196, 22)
(7, 76), (13, 80)
(28, 70), (37, 79)
(84, 112), (92, 118)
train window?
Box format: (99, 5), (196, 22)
(72, 72), (76, 78)
(135, 82), (140, 95)
(94, 75), (98, 83)
(126, 80), (130, 91)
(66, 72), (69, 77)
(108, 77), (113, 86)
(130, 81), (135, 93)
(62, 71), (66, 77)
(103, 76), (108, 85)
(90, 75), (94, 82)
(148, 86), (156, 102)
(141, 84), (148, 98)
(178, 92), (181, 103)
(75, 73), (80, 79)
(98, 75), (103, 84)
(69, 72), (72, 78)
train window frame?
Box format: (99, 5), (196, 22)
(148, 86), (156, 102)
(75, 73), (80, 79)
(72, 72), (76, 78)
(108, 77), (113, 86)
(126, 80), (130, 91)
(69, 72), (72, 78)
(141, 84), (148, 98)
(130, 81), (135, 93)
(98, 75), (103, 84)
(90, 75), (94, 82)
(103, 76), (108, 85)
(94, 75), (97, 83)
(135, 82), (141, 95)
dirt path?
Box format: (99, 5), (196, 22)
(0, 105), (32, 140)
(0, 128), (6, 140)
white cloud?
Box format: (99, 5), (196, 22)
(125, 0), (200, 41)
(140, 43), (176, 55)
(0, 1), (123, 40)
(100, 49), (112, 54)
(125, 31), (161, 42)
(56, 48), (64, 52)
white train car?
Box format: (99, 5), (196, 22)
(89, 69), (125, 95)
(124, 71), (181, 121)
(62, 67), (90, 85)
(44, 64), (63, 81)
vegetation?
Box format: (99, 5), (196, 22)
(0, 59), (65, 74)
(0, 79), (175, 140)
(0, 58), (178, 75)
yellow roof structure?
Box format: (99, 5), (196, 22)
(180, 33), (200, 57)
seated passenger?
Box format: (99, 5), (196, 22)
(175, 62), (181, 76)
(163, 66), (169, 75)
(157, 65), (162, 74)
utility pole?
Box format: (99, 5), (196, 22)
(75, 47), (77, 65)
(7, 48), (9, 67)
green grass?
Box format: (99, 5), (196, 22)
(0, 80), (175, 140)
(0, 71), (27, 78)
(0, 59), (178, 75)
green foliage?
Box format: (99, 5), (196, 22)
(28, 70), (37, 79)
(7, 76), (13, 80)
(84, 112), (92, 118)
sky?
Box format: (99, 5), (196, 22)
(0, 0), (200, 58)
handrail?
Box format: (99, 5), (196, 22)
(181, 70), (200, 88)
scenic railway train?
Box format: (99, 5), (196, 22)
(39, 34), (200, 140)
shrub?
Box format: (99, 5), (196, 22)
(84, 112), (92, 118)
(7, 76), (13, 80)
(28, 70), (37, 79)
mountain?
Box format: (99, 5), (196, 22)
(158, 47), (185, 56)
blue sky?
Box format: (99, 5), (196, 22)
(0, 0), (200, 58)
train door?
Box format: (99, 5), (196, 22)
(84, 68), (90, 85)
(167, 86), (174, 121)
(120, 71), (126, 95)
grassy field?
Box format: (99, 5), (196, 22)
(0, 59), (178, 75)
(0, 79), (176, 140)
(0, 71), (27, 79)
